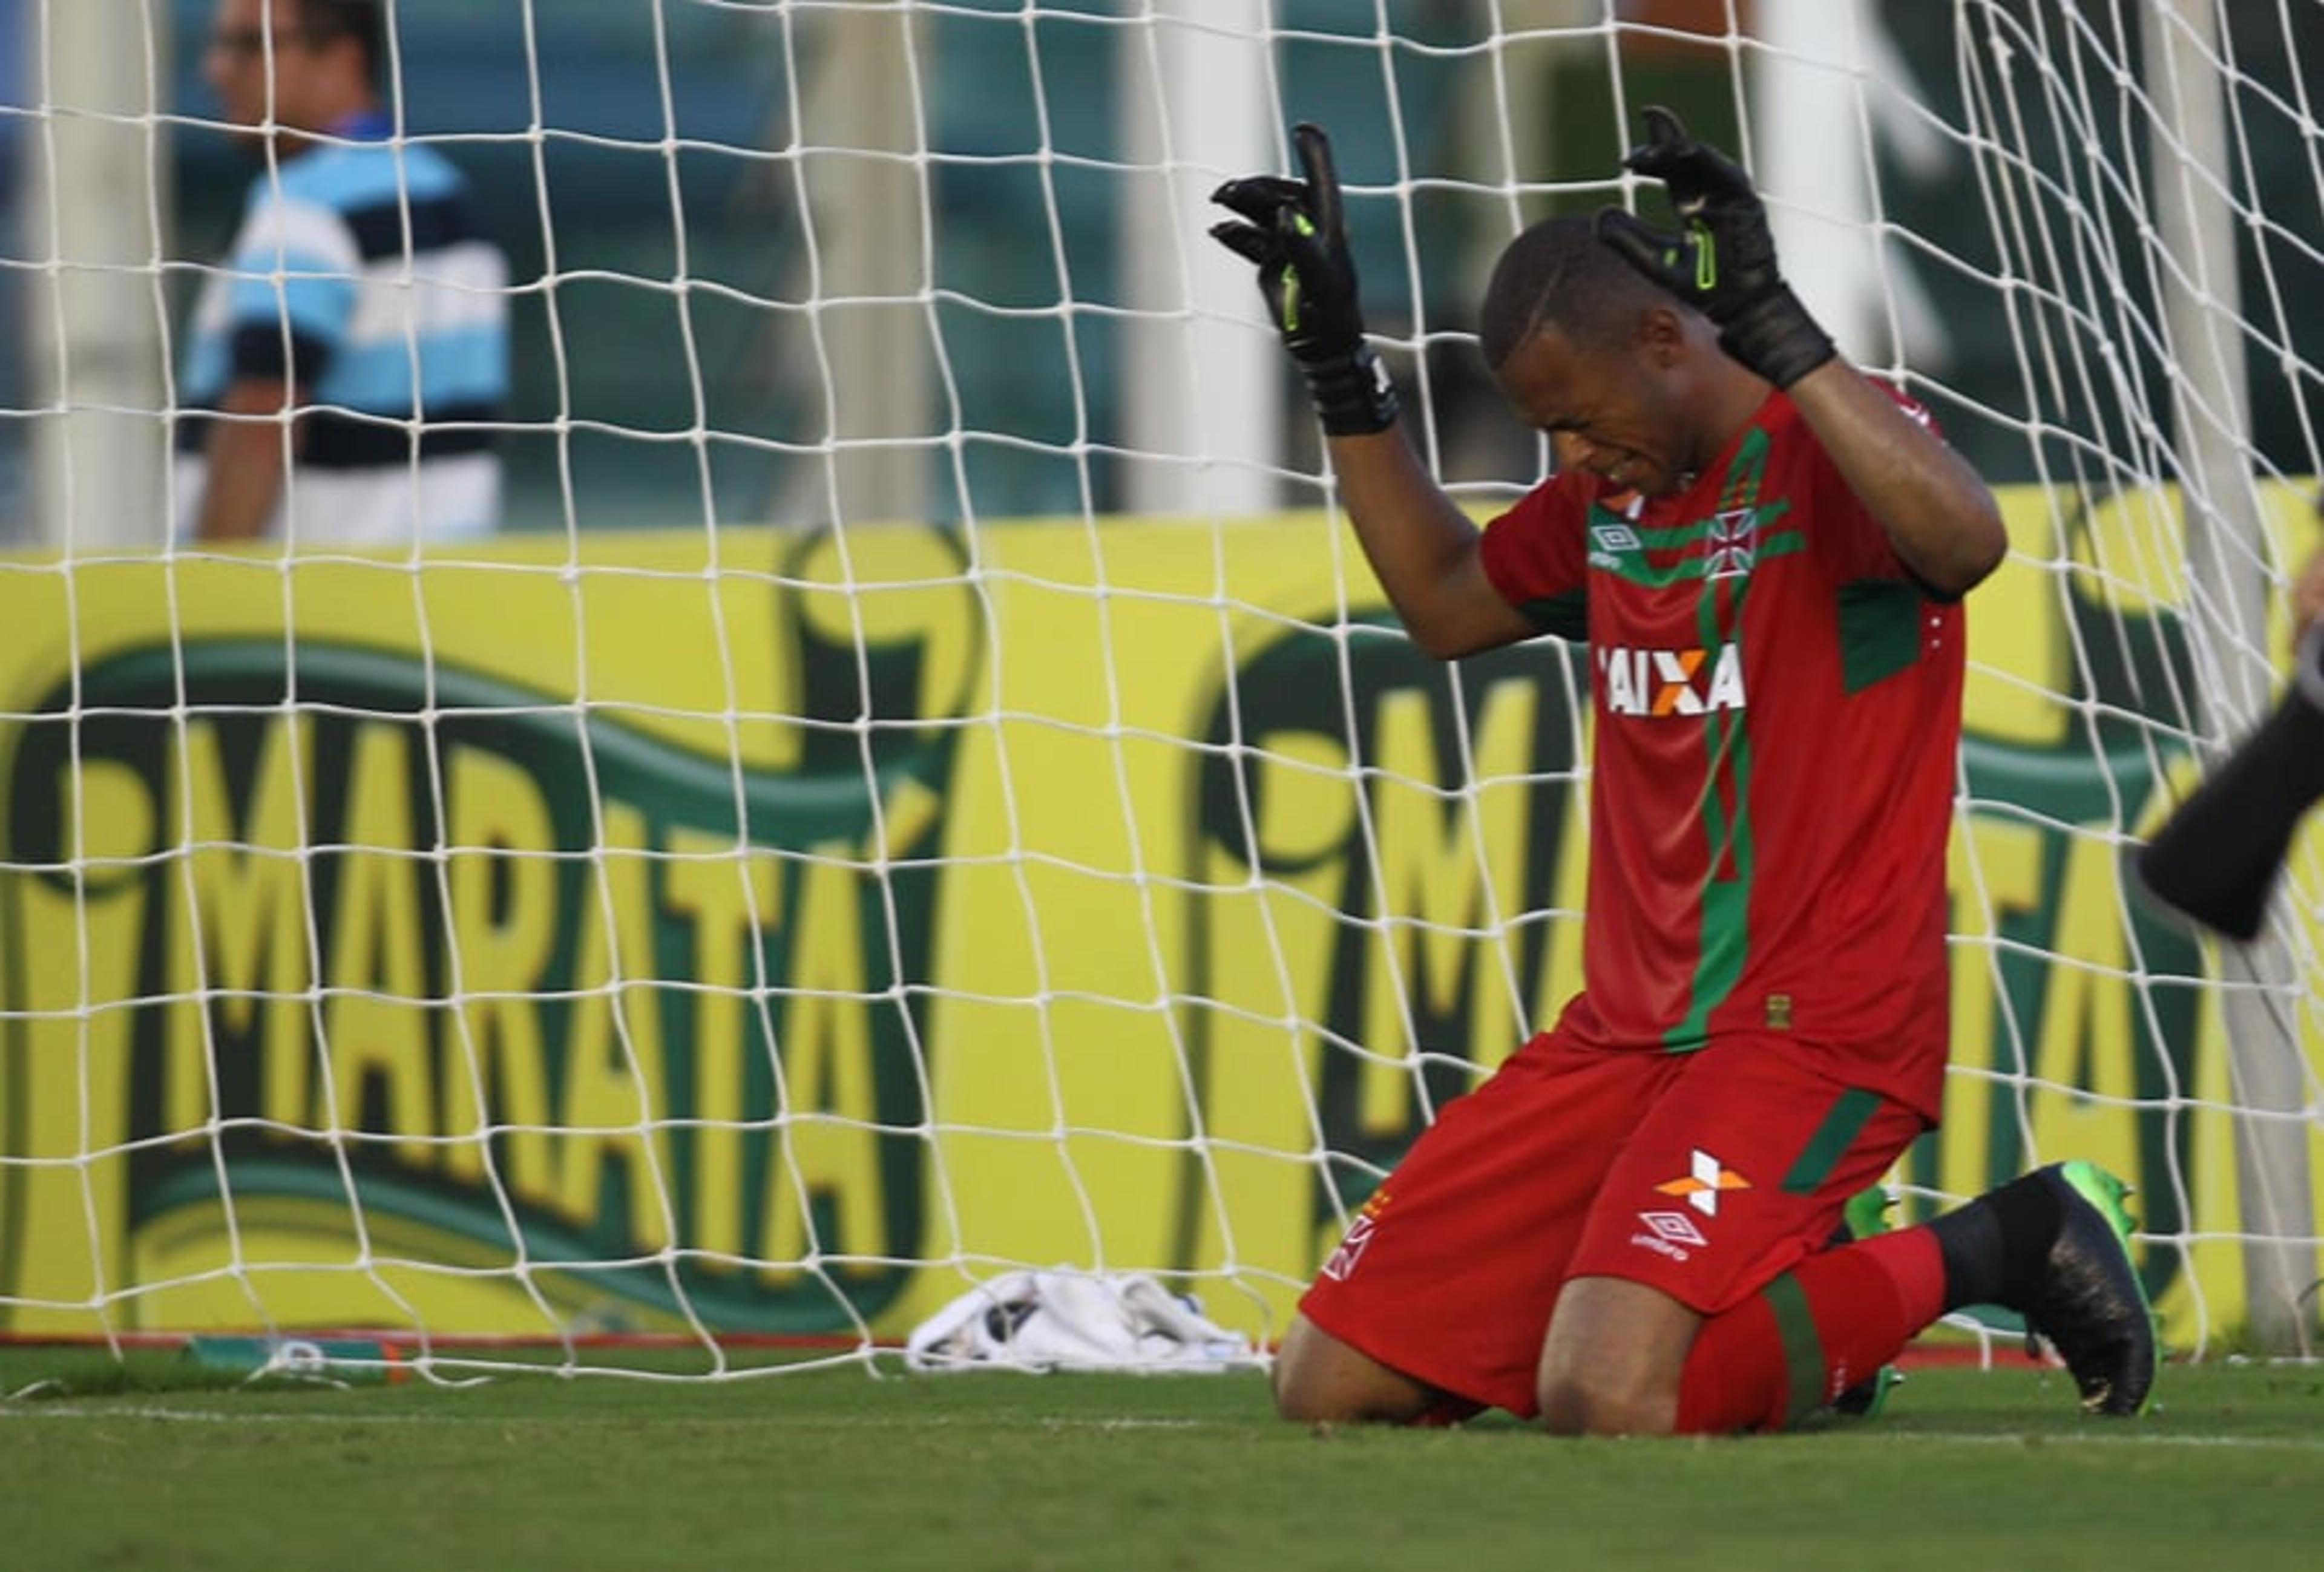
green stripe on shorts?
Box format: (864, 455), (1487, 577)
(1781, 1087), (1882, 1196)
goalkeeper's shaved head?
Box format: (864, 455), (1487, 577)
(1479, 215), (1679, 371)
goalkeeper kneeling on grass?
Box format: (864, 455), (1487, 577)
(1209, 109), (2156, 1436)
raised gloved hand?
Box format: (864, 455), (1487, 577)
(1209, 123), (1400, 436)
(1595, 106), (1836, 389)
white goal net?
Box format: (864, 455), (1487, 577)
(0, 0), (2318, 1378)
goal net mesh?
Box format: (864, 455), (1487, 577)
(0, 0), (2317, 1375)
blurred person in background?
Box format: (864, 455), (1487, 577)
(175, 0), (508, 545)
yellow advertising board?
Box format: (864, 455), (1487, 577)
(0, 485), (2318, 1350)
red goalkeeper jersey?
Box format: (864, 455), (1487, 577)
(1478, 387), (1964, 1121)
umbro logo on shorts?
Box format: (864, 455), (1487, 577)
(1319, 1213), (1378, 1283)
(1637, 1210), (1708, 1249)
(1629, 1208), (1708, 1262)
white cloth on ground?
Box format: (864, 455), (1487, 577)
(903, 1270), (1259, 1374)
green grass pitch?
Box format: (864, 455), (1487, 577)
(4, 1351), (2322, 1571)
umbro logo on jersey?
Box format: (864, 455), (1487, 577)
(1587, 522), (1643, 571)
(1596, 643), (1745, 718)
(1656, 1150), (1753, 1217)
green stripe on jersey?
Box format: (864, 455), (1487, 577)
(1724, 427), (1771, 509)
(1665, 433), (1765, 1049)
(1594, 530), (1803, 591)
(1670, 650), (1754, 1044)
(1631, 499), (1790, 551)
(1837, 578), (1924, 693)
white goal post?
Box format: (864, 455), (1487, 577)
(2, 0), (2318, 1377)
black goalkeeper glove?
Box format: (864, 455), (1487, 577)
(1209, 123), (1400, 437)
(1595, 106), (1836, 390)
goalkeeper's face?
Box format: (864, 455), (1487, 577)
(1495, 321), (1698, 499)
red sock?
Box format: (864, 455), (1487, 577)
(1673, 1226), (1946, 1434)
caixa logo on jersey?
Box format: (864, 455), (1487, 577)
(1173, 616), (1590, 1258)
(0, 527), (975, 1336)
(1595, 642), (1745, 718)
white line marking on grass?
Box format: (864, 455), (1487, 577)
(8, 1407), (2319, 1449)
(0, 1405), (1219, 1431)
(2, 1406), (449, 1425)
(1868, 1431), (2324, 1453)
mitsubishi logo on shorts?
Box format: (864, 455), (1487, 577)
(1655, 1149), (1752, 1217)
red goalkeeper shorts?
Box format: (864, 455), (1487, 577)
(1296, 1026), (1927, 1418)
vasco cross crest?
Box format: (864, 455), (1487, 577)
(1705, 506), (1758, 581)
